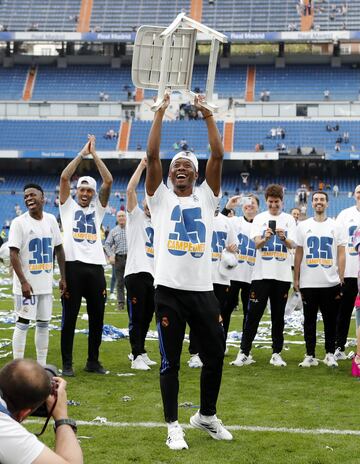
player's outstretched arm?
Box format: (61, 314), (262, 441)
(88, 135), (113, 207)
(196, 96), (223, 196)
(127, 157), (146, 212)
(293, 246), (303, 292)
(146, 95), (169, 196)
(59, 138), (90, 205)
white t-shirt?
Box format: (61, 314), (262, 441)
(250, 211), (297, 282)
(7, 212), (62, 295)
(124, 205), (154, 278)
(146, 181), (220, 291)
(0, 404), (44, 464)
(59, 196), (106, 265)
(335, 205), (360, 278)
(228, 215), (256, 284)
(296, 217), (347, 288)
(211, 213), (236, 286)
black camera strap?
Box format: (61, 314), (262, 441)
(35, 394), (58, 437)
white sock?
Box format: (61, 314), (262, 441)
(167, 421), (180, 431)
(35, 321), (49, 366)
(199, 412), (215, 421)
(12, 321), (29, 359)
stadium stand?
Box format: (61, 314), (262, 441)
(0, 0), (81, 32)
(0, 120), (119, 151)
(0, 119), (356, 156)
(0, 64), (356, 102)
(0, 66), (28, 100)
(32, 65), (134, 102)
(90, 0), (190, 33)
(254, 64), (360, 102)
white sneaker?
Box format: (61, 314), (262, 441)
(270, 353), (287, 367)
(334, 348), (347, 361)
(230, 352), (255, 366)
(190, 411), (233, 441)
(188, 354), (203, 368)
(323, 353), (338, 367)
(141, 353), (157, 366)
(166, 425), (188, 450)
(299, 355), (319, 368)
(109, 292), (116, 301)
(131, 355), (151, 370)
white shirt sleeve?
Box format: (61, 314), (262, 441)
(146, 182), (168, 212)
(250, 216), (262, 241)
(287, 216), (297, 244)
(296, 223), (305, 247)
(51, 215), (63, 247)
(0, 414), (45, 464)
(336, 223), (348, 246)
(7, 218), (22, 250)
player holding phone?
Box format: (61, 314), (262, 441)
(234, 184), (297, 367)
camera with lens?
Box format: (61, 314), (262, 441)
(30, 364), (58, 417)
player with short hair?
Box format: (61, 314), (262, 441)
(235, 184), (297, 367)
(146, 94), (232, 450)
(8, 183), (66, 366)
(294, 191), (346, 368)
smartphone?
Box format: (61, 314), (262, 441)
(242, 196), (252, 206)
(268, 220), (276, 233)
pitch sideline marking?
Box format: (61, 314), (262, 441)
(26, 420), (360, 436)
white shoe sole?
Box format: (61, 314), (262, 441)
(189, 416), (232, 441)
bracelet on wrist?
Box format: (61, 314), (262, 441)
(203, 114), (213, 120)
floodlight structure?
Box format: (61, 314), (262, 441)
(132, 13), (228, 112)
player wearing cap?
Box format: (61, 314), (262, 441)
(294, 191), (346, 368)
(8, 183), (66, 366)
(146, 94), (232, 451)
(125, 157), (156, 371)
(59, 135), (113, 376)
(334, 184), (360, 360)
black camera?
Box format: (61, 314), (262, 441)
(30, 364), (58, 417)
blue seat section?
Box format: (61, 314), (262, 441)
(0, 174), (357, 232)
(233, 120), (358, 155)
(0, 0), (81, 32)
(0, 66), (28, 100)
(202, 0), (300, 32)
(0, 120), (119, 151)
(32, 66), (134, 102)
(128, 120), (223, 154)
(255, 65), (360, 101)
(90, 0), (190, 33)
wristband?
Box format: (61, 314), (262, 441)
(203, 114), (213, 120)
(54, 418), (77, 434)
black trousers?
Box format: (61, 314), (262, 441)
(155, 285), (225, 423)
(115, 254), (127, 304)
(301, 285), (342, 356)
(335, 277), (358, 351)
(61, 261), (106, 367)
(125, 272), (155, 359)
(223, 280), (251, 335)
(189, 283), (229, 355)
(240, 279), (290, 356)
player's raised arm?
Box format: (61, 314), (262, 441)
(59, 138), (90, 205)
(88, 135), (113, 207)
(196, 96), (223, 196)
(127, 157), (147, 213)
(146, 94), (169, 196)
